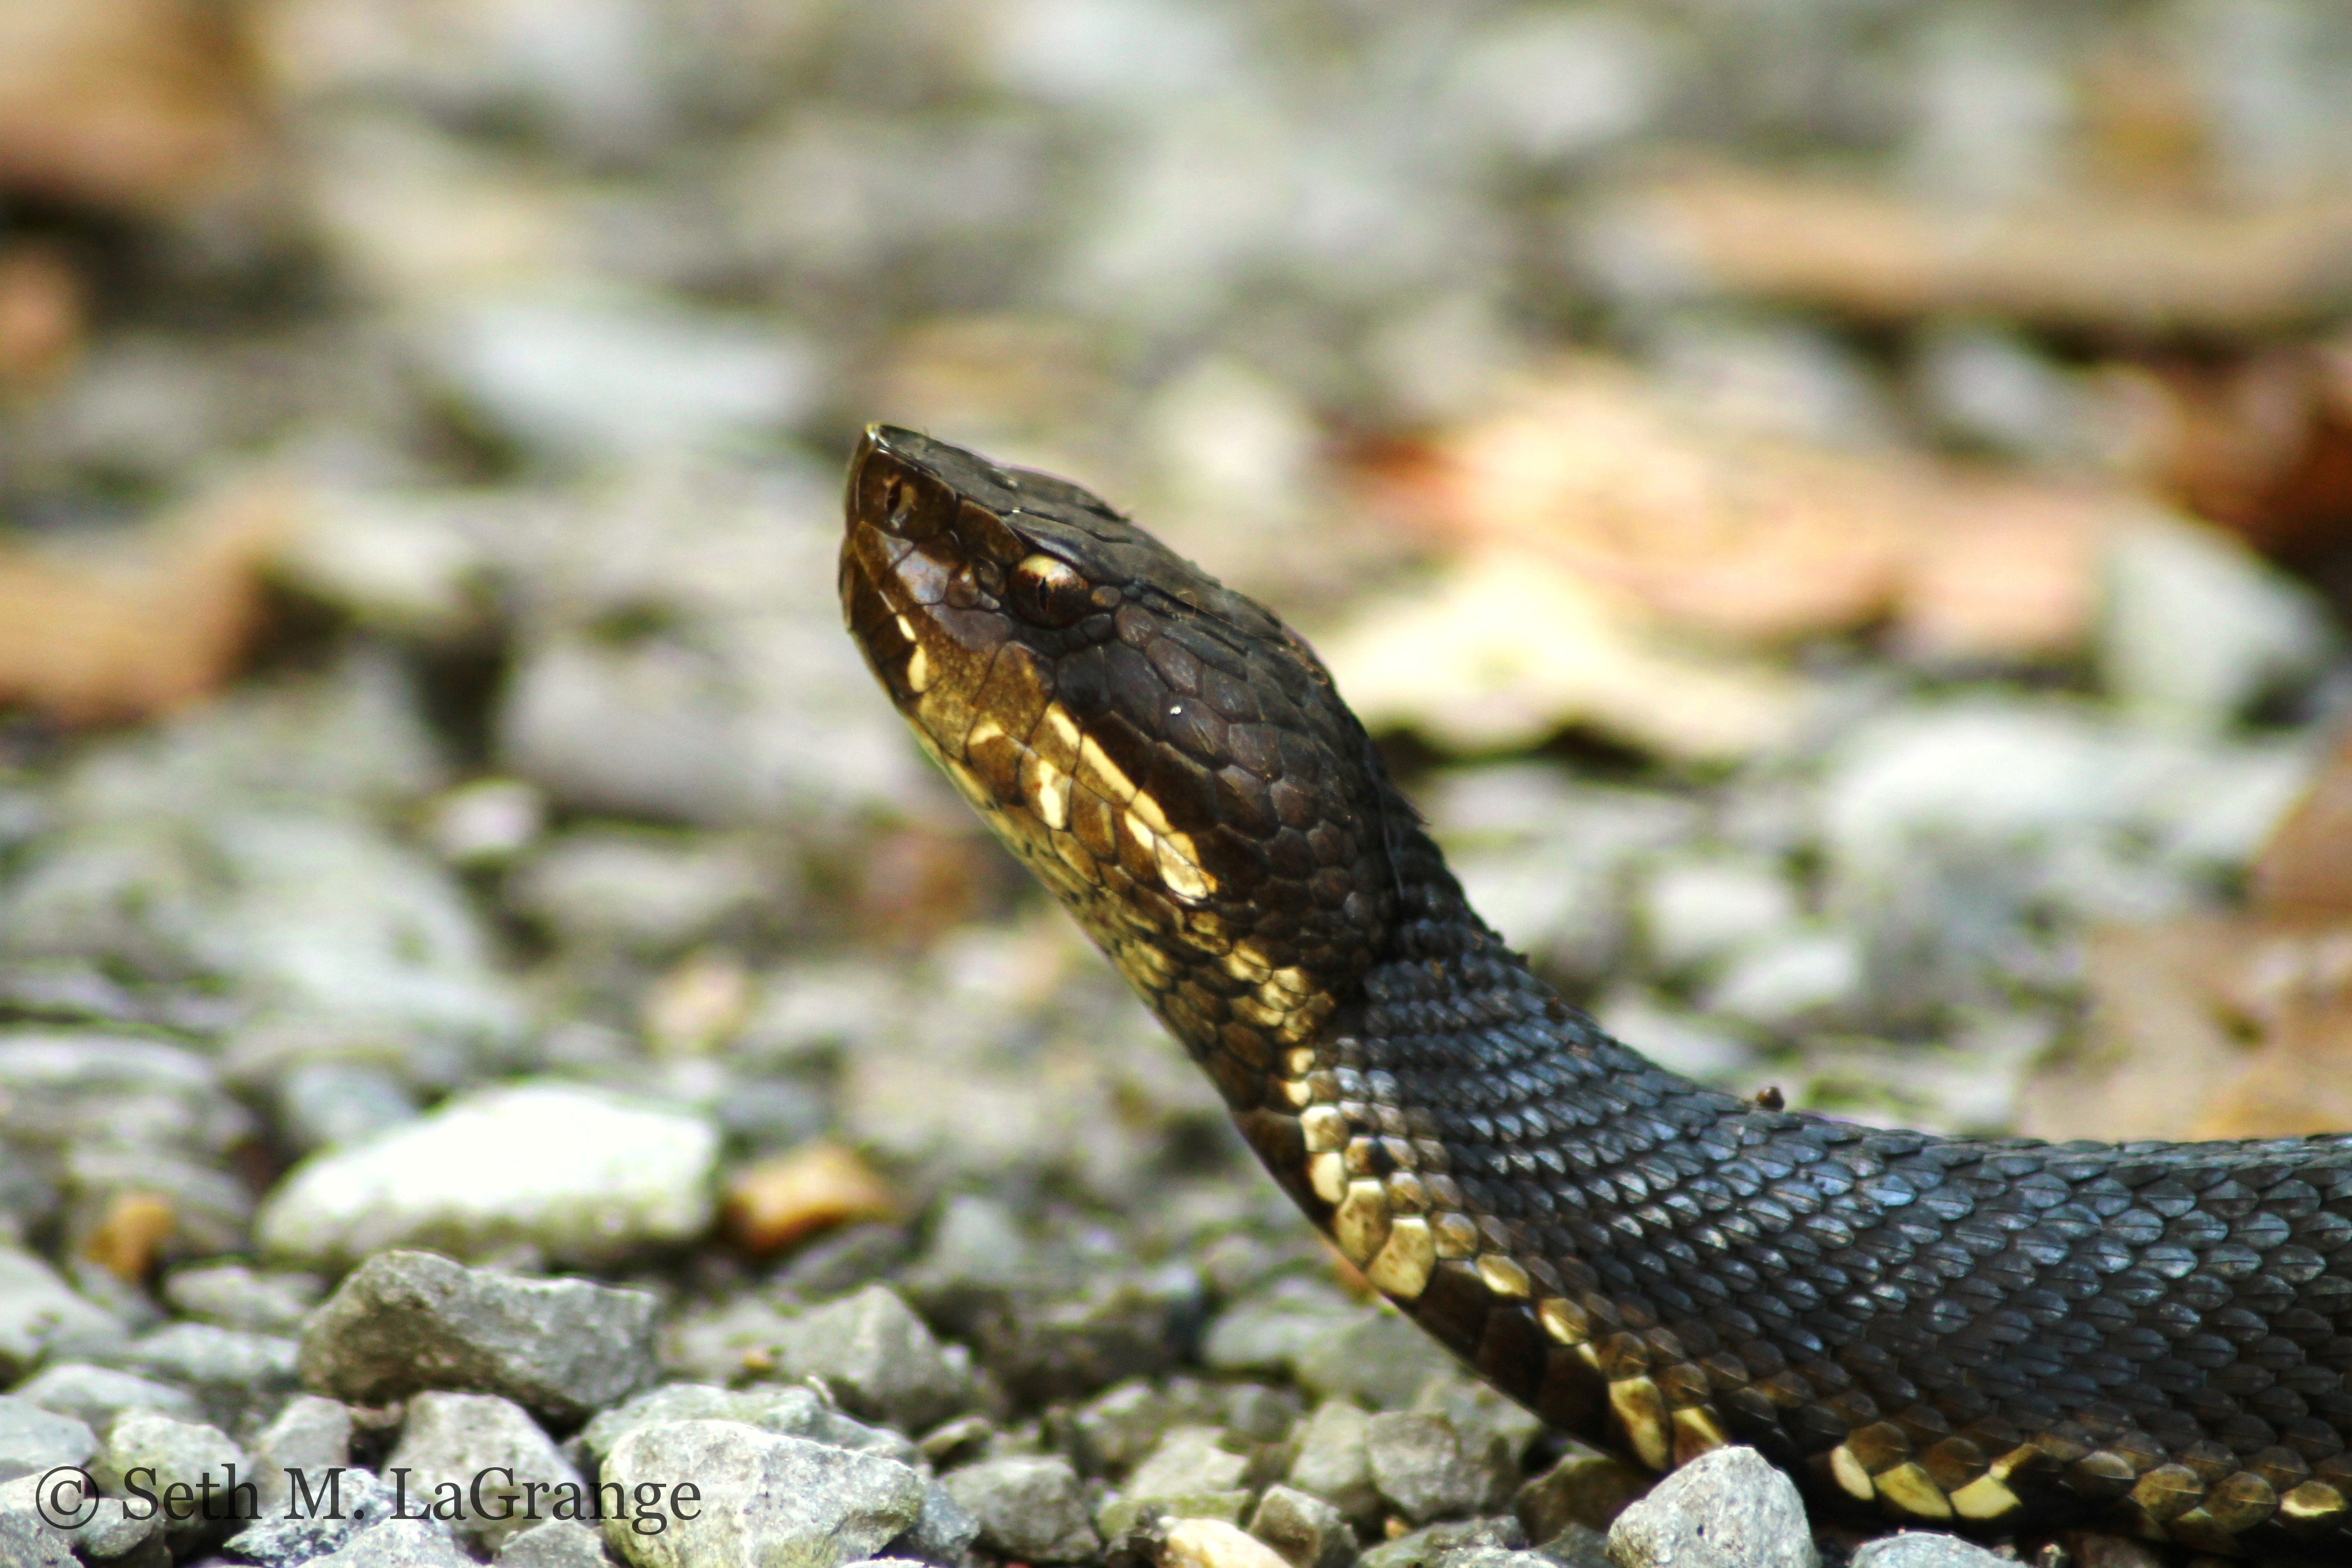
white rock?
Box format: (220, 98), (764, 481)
(1637, 854), (1800, 973)
(1706, 930), (1863, 1029)
(2100, 511), (2335, 729)
(1592, 988), (1754, 1081)
(256, 1081), (717, 1267)
(1607, 1446), (1817, 1568)
(439, 286), (819, 460)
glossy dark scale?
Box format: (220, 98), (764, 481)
(840, 426), (2352, 1560)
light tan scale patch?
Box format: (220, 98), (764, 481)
(1309, 1151), (1347, 1204)
(1477, 1254), (1531, 1297)
(1538, 1297), (1588, 1345)
(1670, 1407), (1727, 1464)
(1874, 1463), (1953, 1521)
(1077, 733), (1139, 803)
(1609, 1377), (1672, 1471)
(1300, 1105), (1348, 1152)
(905, 645), (931, 693)
(2280, 1480), (2343, 1523)
(1831, 1445), (1876, 1502)
(1021, 751), (1071, 829)
(1365, 1215), (1435, 1298)
(1434, 1213), (1480, 1258)
(1333, 1179), (1391, 1263)
(1948, 1473), (2022, 1522)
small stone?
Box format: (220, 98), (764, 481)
(600, 1418), (924, 1568)
(1849, 1533), (2013, 1568)
(250, 1395), (353, 1513)
(966, 1271), (1193, 1404)
(92, 1411), (245, 1548)
(725, 1143), (896, 1256)
(1366, 1412), (1486, 1525)
(1703, 929), (1863, 1028)
(1099, 1491), (1254, 1536)
(1527, 1521), (1613, 1568)
(0, 1245), (125, 1378)
(424, 780), (546, 869)
(1638, 855), (1799, 973)
(769, 1284), (974, 1433)
(116, 1322), (301, 1433)
(1430, 1549), (1565, 1568)
(1355, 1515), (1525, 1568)
(256, 1081), (718, 1268)
(1286, 1401), (1379, 1527)
(56, 1490), (164, 1562)
(2100, 513), (2336, 730)
(1292, 1313), (1457, 1410)
(1217, 1384), (1303, 1445)
(579, 1382), (914, 1470)
(940, 1455), (1101, 1563)
(1128, 1427), (1250, 1499)
(496, 1518), (612, 1567)
(298, 1250), (658, 1423)
(224, 1465), (424, 1566)
(275, 1063), (422, 1156)
(0, 1502), (73, 1568)
(161, 1263), (324, 1336)
(386, 1391), (579, 1551)
(307, 1516), (477, 1567)
(1249, 1483), (1355, 1568)
(1068, 1380), (1187, 1476)
(1605, 1447), (1817, 1568)
(889, 1480), (981, 1565)
(0, 1395), (94, 1483)
(8, 1362), (201, 1431)
(1512, 1441), (1649, 1539)
(1161, 1515), (1294, 1568)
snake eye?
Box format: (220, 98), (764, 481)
(1006, 553), (1093, 628)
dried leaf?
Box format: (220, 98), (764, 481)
(0, 0), (263, 213)
(1586, 161), (2352, 335)
(724, 1142), (896, 1257)
(1371, 356), (2119, 661)
(1314, 545), (1804, 763)
(0, 243), (84, 399)
(0, 478), (295, 725)
(2252, 726), (2352, 921)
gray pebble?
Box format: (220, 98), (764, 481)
(1605, 1447), (1818, 1568)
(224, 1466), (422, 1566)
(1248, 1483), (1354, 1568)
(496, 1517), (613, 1567)
(385, 1391), (579, 1551)
(1849, 1532), (2013, 1568)
(0, 1505), (74, 1568)
(580, 1380), (915, 1470)
(1292, 1314), (1457, 1411)
(0, 1246), (125, 1378)
(115, 1322), (301, 1433)
(1528, 1521), (1613, 1568)
(92, 1411), (246, 1548)
(307, 1517), (480, 1567)
(600, 1418), (925, 1568)
(1127, 1425), (1250, 1499)
(769, 1283), (974, 1433)
(1285, 1401), (1379, 1527)
(1429, 1550), (1564, 1568)
(0, 1393), (95, 1484)
(967, 1272), (1190, 1404)
(249, 1393), (353, 1512)
(940, 1455), (1101, 1563)
(274, 1063), (421, 1156)
(1365, 1411), (1487, 1525)
(888, 1480), (982, 1566)
(162, 1264), (326, 1337)
(297, 1250), (658, 1423)
(1355, 1515), (1525, 1568)
(1512, 1441), (1648, 1540)
(9, 1362), (203, 1430)
(64, 1492), (168, 1565)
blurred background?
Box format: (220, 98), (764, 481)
(3, 0), (2352, 1344)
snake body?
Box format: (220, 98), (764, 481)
(840, 424), (2352, 1558)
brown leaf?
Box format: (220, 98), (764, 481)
(724, 1142), (897, 1257)
(0, 478), (296, 725)
(1587, 161), (2352, 335)
(1369, 356), (2120, 661)
(81, 1190), (176, 1283)
(2017, 920), (2258, 1144)
(0, 244), (84, 399)
(0, 0), (264, 213)
(2193, 1001), (2352, 1139)
(2251, 726), (2352, 921)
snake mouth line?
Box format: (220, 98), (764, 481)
(843, 424), (2352, 1560)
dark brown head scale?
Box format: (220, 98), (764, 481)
(840, 424), (1401, 1069)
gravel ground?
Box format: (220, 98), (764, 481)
(2, 2), (2350, 1567)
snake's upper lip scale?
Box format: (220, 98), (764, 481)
(841, 425), (2352, 1558)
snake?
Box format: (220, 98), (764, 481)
(839, 423), (2352, 1559)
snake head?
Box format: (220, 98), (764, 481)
(841, 423), (1397, 1098)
